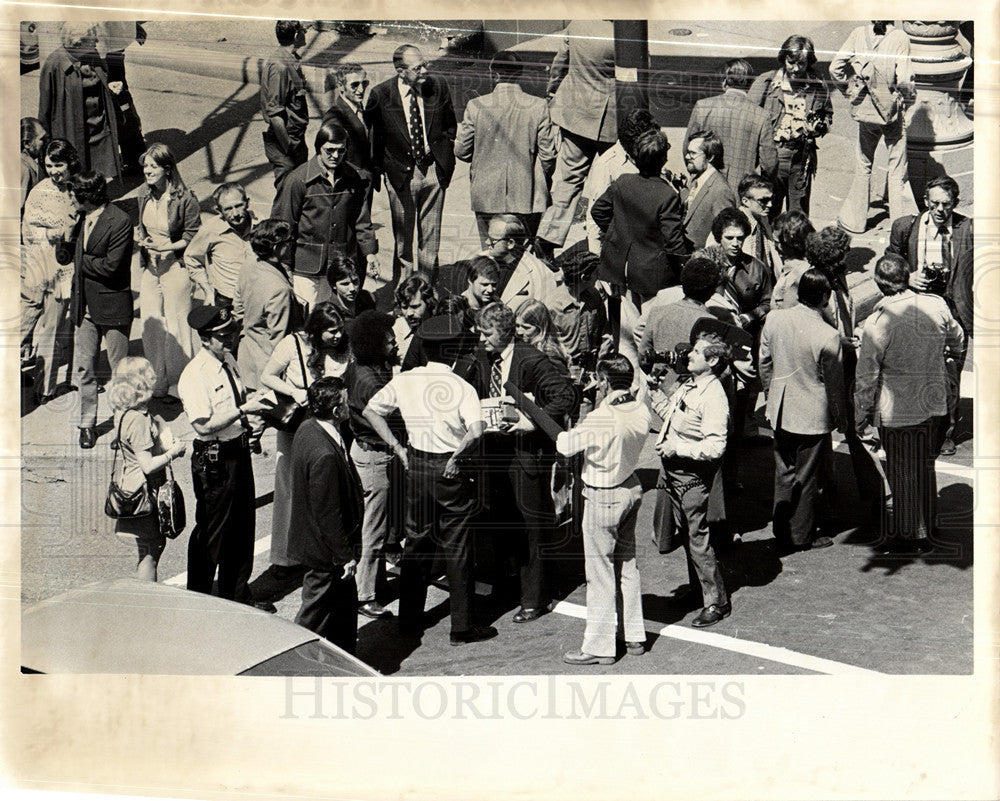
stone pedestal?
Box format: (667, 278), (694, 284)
(903, 21), (974, 205)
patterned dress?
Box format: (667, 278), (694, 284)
(21, 177), (78, 396)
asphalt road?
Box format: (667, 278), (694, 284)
(18, 26), (976, 676)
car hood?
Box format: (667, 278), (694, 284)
(21, 578), (372, 675)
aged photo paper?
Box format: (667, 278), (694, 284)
(1, 0), (998, 799)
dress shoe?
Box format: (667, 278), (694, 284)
(512, 605), (550, 623)
(450, 625), (498, 646)
(78, 427), (97, 449)
(939, 438), (957, 457)
(692, 602), (732, 628)
(563, 650), (615, 666)
(808, 535), (834, 550)
(252, 601), (277, 614)
(358, 600), (392, 619)
(903, 538), (936, 555)
(626, 641), (646, 656)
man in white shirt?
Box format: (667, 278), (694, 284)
(557, 355), (652, 665)
(363, 314), (495, 646)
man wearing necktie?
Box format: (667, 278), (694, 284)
(366, 44), (457, 286)
(178, 305), (270, 603)
(286, 376), (365, 654)
(885, 174), (973, 456)
(650, 331), (733, 628)
(321, 63), (378, 225)
(456, 303), (577, 624)
(64, 171), (133, 449)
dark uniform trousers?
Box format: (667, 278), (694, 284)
(399, 448), (478, 634)
(296, 569), (359, 655)
(188, 435), (256, 602)
(654, 456), (728, 607)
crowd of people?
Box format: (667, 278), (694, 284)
(20, 20), (973, 666)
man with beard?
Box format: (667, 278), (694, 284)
(345, 311), (403, 619)
(682, 130), (737, 251)
(185, 182), (255, 309)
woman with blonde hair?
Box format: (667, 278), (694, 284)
(107, 356), (186, 581)
(136, 142), (201, 402)
(514, 299), (570, 374)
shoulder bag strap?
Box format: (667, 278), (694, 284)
(295, 334), (310, 388)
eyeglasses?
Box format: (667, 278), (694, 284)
(749, 194), (774, 206)
(347, 80), (370, 90)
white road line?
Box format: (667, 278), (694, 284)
(551, 600), (885, 676)
(164, 535), (274, 587)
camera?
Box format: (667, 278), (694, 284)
(921, 263), (948, 294)
(639, 342), (692, 376)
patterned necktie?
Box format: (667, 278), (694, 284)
(408, 88), (426, 162)
(939, 227), (952, 271)
(489, 354), (503, 398)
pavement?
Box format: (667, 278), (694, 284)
(17, 20), (975, 676)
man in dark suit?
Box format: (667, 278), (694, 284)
(885, 174), (973, 455)
(454, 51), (558, 245)
(322, 63), (377, 227)
(456, 303), (577, 623)
(683, 130), (738, 250)
(64, 171), (133, 449)
(759, 269), (846, 553)
(366, 44), (456, 283)
(286, 376), (365, 655)
(536, 19), (617, 252)
(591, 129), (688, 359)
(685, 59), (778, 196)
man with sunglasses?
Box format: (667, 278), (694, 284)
(322, 64), (377, 204)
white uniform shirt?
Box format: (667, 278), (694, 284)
(177, 346), (246, 442)
(556, 391), (652, 487)
(366, 362), (483, 453)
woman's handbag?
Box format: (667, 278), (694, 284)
(104, 412), (154, 519)
(157, 463), (186, 539)
(261, 335), (310, 433)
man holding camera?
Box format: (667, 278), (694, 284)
(649, 331), (734, 628)
(885, 174), (972, 456)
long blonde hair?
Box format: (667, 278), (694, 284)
(140, 143), (187, 194)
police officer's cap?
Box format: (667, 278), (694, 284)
(188, 304), (236, 335)
(418, 314), (466, 342)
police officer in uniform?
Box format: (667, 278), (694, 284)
(178, 305), (269, 602)
(362, 315), (496, 646)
